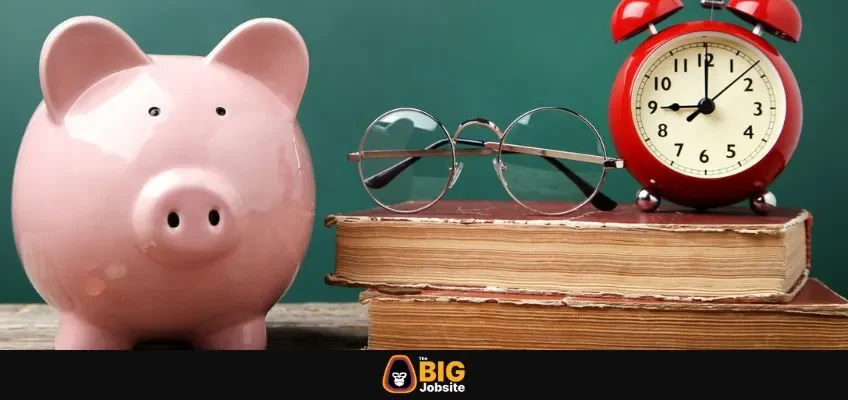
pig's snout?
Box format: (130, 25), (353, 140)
(133, 168), (242, 266)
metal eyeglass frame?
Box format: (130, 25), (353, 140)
(346, 106), (626, 215)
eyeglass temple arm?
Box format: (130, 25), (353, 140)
(535, 155), (618, 211)
(360, 138), (457, 192)
(362, 139), (618, 212)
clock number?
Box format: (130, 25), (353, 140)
(744, 78), (754, 92)
(753, 102), (763, 116)
(743, 125), (754, 139)
(726, 144), (736, 158)
(648, 101), (658, 114)
(700, 150), (709, 164)
(658, 123), (668, 137)
(674, 58), (688, 73)
(674, 143), (683, 157)
(730, 59), (734, 73)
(698, 52), (714, 68)
(654, 77), (671, 91)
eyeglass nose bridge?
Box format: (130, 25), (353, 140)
(454, 118), (504, 140)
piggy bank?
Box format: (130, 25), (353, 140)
(10, 16), (316, 350)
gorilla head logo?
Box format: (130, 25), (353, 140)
(383, 355), (417, 393)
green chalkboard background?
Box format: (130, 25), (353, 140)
(0, 0), (844, 303)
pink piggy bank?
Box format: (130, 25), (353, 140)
(11, 16), (316, 350)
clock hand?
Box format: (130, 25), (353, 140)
(709, 60), (761, 103)
(703, 42), (710, 99)
(662, 103), (699, 111)
(687, 60), (761, 122)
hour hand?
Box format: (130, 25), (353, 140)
(662, 103), (699, 111)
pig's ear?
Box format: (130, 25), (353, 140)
(206, 18), (309, 113)
(39, 16), (152, 123)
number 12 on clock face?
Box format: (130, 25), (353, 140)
(632, 32), (787, 179)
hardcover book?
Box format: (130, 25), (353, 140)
(325, 200), (812, 302)
(361, 278), (848, 350)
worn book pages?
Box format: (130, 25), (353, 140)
(361, 278), (848, 350)
(326, 200), (812, 302)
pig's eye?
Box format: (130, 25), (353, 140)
(216, 107), (227, 116)
(148, 107), (161, 117)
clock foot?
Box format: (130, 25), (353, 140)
(750, 191), (777, 215)
(635, 188), (661, 212)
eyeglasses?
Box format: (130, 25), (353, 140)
(346, 106), (625, 215)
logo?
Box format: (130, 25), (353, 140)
(383, 355), (417, 394)
(382, 355), (466, 394)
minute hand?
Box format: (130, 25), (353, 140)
(686, 60), (761, 122)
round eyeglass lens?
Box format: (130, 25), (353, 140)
(358, 109), (454, 212)
(496, 107), (608, 215)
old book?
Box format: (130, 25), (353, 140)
(361, 278), (848, 350)
(325, 200), (812, 302)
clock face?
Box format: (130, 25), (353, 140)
(631, 31), (787, 179)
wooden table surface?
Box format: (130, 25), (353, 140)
(0, 303), (369, 350)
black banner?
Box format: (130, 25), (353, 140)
(0, 349), (841, 396)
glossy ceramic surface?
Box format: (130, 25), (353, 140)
(608, 20), (802, 209)
(611, 0), (684, 43)
(727, 0), (802, 42)
(11, 16), (316, 349)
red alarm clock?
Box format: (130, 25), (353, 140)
(608, 0), (802, 215)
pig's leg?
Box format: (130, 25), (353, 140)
(193, 316), (267, 350)
(55, 314), (136, 350)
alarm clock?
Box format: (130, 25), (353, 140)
(608, 0), (803, 215)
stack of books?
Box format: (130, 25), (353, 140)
(324, 200), (848, 349)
